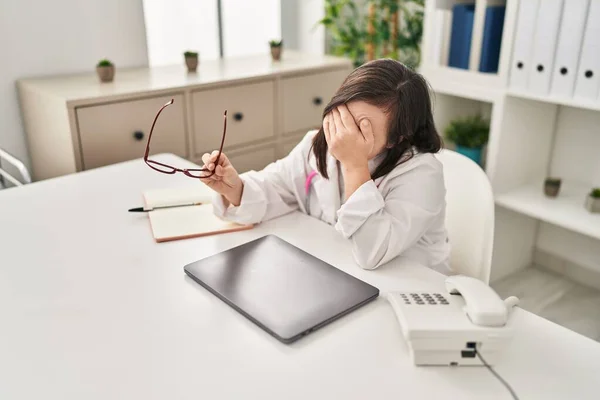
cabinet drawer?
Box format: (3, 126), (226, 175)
(279, 131), (308, 158)
(192, 80), (275, 156)
(77, 95), (186, 169)
(228, 145), (277, 174)
(281, 69), (349, 134)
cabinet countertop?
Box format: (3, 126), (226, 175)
(16, 51), (352, 105)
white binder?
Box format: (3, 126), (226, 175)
(550, 0), (590, 98)
(527, 0), (564, 95)
(432, 9), (452, 66)
(509, 0), (540, 90)
(574, 0), (600, 101)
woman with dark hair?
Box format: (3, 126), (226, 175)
(200, 59), (450, 273)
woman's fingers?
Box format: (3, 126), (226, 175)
(337, 104), (357, 130)
(328, 114), (337, 136)
(201, 150), (230, 171)
(201, 153), (214, 171)
(332, 108), (343, 136)
(323, 116), (331, 145)
(215, 164), (227, 177)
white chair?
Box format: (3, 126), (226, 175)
(436, 149), (494, 284)
(0, 147), (32, 188)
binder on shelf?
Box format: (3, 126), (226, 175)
(574, 0), (600, 101)
(550, 0), (590, 98)
(448, 3), (476, 70)
(509, 0), (540, 90)
(479, 5), (506, 73)
(527, 0), (564, 95)
(432, 9), (453, 66)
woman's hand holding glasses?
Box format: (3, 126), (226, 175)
(199, 151), (244, 207)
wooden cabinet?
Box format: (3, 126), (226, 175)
(228, 144), (278, 173)
(191, 80), (275, 157)
(77, 94), (187, 169)
(281, 69), (349, 134)
(18, 51), (352, 180)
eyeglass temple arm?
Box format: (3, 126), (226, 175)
(213, 110), (228, 166)
(145, 99), (175, 159)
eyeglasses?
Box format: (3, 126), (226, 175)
(144, 98), (227, 178)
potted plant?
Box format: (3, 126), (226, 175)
(184, 51), (199, 73)
(585, 188), (600, 213)
(96, 59), (115, 83)
(544, 177), (562, 198)
(444, 114), (490, 165)
(269, 40), (283, 61)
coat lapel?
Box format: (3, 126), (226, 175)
(306, 151), (388, 225)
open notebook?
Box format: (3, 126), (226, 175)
(143, 186), (253, 242)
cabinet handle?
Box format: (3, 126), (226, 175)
(585, 70), (594, 79)
(313, 97), (323, 106)
(133, 131), (145, 141)
(233, 112), (244, 121)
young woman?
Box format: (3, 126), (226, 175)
(200, 59), (451, 273)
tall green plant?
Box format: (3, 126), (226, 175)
(396, 0), (424, 68)
(319, 0), (366, 67)
(318, 0), (424, 68)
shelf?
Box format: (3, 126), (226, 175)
(507, 90), (600, 113)
(495, 181), (600, 241)
(420, 66), (503, 103)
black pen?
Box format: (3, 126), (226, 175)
(128, 202), (203, 212)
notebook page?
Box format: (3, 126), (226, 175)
(147, 204), (251, 242)
(144, 185), (213, 209)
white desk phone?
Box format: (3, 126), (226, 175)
(387, 275), (520, 366)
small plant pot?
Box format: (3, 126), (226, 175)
(270, 46), (282, 62)
(585, 195), (600, 213)
(96, 66), (115, 83)
(544, 179), (562, 198)
(456, 145), (482, 165)
(185, 56), (198, 73)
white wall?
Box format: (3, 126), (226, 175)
(0, 0), (148, 173)
(549, 106), (600, 187)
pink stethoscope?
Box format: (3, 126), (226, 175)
(304, 170), (319, 214)
(304, 170), (381, 214)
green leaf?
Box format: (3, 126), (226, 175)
(319, 17), (334, 25)
(444, 114), (490, 148)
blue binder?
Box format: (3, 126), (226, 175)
(479, 6), (506, 73)
(448, 4), (476, 69)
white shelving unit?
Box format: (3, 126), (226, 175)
(507, 89), (600, 113)
(496, 181), (600, 240)
(420, 0), (600, 282)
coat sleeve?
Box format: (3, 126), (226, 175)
(334, 159), (445, 270)
(211, 131), (315, 225)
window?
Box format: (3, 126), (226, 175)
(142, 0), (220, 67)
(143, 0), (283, 66)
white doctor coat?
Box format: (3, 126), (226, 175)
(212, 131), (451, 273)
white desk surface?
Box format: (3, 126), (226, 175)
(1, 154), (599, 400)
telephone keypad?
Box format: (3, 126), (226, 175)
(400, 292), (449, 305)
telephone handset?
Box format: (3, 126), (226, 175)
(387, 275), (520, 366)
(445, 275), (519, 327)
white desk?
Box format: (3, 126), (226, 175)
(1, 154), (599, 399)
